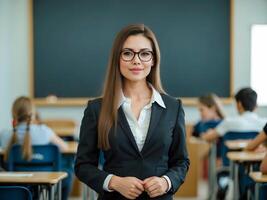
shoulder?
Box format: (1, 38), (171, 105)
(218, 116), (238, 127)
(31, 124), (55, 136)
(87, 97), (102, 107)
(86, 98), (102, 110)
(84, 98), (102, 117)
(160, 93), (182, 108)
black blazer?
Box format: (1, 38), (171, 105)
(75, 94), (190, 200)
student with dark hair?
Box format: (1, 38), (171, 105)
(201, 87), (266, 142)
(75, 24), (190, 200)
(234, 87), (257, 112)
(201, 88), (266, 199)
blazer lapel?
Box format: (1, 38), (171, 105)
(117, 107), (142, 156)
(141, 103), (163, 154)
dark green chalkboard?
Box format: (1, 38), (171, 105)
(33, 0), (231, 98)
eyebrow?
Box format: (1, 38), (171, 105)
(122, 48), (152, 51)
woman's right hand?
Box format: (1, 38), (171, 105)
(109, 175), (144, 199)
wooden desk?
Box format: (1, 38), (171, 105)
(249, 172), (267, 200)
(225, 140), (250, 150)
(0, 142), (78, 156)
(42, 119), (76, 138)
(62, 141), (78, 154)
(52, 127), (75, 137)
(0, 172), (67, 200)
(227, 151), (265, 163)
(227, 151), (265, 200)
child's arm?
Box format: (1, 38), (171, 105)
(260, 153), (267, 174)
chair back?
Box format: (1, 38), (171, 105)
(221, 131), (258, 166)
(6, 144), (61, 171)
(0, 186), (32, 200)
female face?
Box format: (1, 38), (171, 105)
(119, 34), (154, 83)
(198, 103), (217, 121)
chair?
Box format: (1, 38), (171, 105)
(0, 186), (32, 200)
(221, 131), (259, 166)
(6, 144), (61, 171)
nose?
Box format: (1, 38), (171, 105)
(132, 53), (141, 65)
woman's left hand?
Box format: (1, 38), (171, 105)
(143, 176), (168, 198)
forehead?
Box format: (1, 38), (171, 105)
(122, 34), (152, 50)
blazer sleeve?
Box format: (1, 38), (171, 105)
(74, 101), (109, 194)
(165, 99), (190, 194)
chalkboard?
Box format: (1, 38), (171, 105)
(33, 0), (231, 99)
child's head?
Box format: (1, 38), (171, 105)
(12, 96), (34, 124)
(235, 87), (257, 113)
(198, 93), (225, 121)
(5, 96), (34, 161)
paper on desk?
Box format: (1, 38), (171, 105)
(0, 173), (33, 177)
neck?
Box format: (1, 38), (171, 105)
(123, 80), (151, 100)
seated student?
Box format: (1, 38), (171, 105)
(201, 88), (266, 199)
(0, 96), (71, 200)
(260, 152), (267, 173)
(245, 123), (267, 151)
(259, 153), (267, 200)
(192, 93), (225, 175)
(201, 87), (266, 142)
(192, 93), (225, 137)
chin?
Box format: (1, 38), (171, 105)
(124, 75), (147, 82)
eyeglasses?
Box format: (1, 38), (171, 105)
(121, 49), (153, 62)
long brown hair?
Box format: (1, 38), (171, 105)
(4, 96), (33, 161)
(198, 93), (225, 119)
(98, 24), (164, 150)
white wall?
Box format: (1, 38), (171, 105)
(0, 0), (10, 129)
(0, 0), (267, 130)
(0, 0), (30, 129)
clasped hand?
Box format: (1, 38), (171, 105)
(109, 176), (168, 199)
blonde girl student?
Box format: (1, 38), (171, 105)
(0, 96), (71, 200)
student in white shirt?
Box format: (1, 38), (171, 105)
(201, 87), (266, 142)
(75, 24), (189, 200)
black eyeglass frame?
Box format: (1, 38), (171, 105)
(120, 49), (154, 62)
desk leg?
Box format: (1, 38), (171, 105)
(229, 160), (234, 180)
(255, 182), (260, 200)
(49, 184), (56, 200)
(233, 162), (239, 200)
(208, 143), (217, 200)
(58, 181), (62, 200)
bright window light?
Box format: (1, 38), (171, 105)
(251, 25), (267, 106)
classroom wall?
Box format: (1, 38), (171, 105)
(0, 0), (267, 131)
(0, 0), (30, 130)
